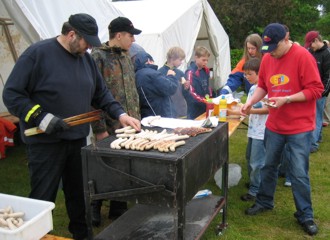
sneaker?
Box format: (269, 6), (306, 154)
(240, 193), (256, 201)
(322, 122), (328, 127)
(300, 220), (318, 236)
(245, 204), (270, 215)
(284, 181), (292, 187)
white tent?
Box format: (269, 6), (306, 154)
(112, 0), (231, 90)
(1, 0), (231, 110)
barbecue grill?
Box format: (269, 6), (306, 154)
(81, 123), (229, 239)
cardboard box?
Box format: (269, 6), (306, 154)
(0, 193), (55, 240)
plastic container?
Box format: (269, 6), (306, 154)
(193, 189), (212, 199)
(219, 96), (227, 122)
(0, 193), (55, 240)
(213, 102), (219, 116)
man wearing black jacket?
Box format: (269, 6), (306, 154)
(304, 31), (330, 153)
(2, 13), (140, 240)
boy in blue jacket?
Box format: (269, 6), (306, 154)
(183, 46), (213, 119)
(134, 51), (178, 118)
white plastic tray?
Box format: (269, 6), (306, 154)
(0, 193), (55, 240)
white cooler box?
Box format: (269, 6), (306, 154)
(0, 193), (55, 240)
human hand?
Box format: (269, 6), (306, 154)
(38, 113), (70, 134)
(240, 103), (252, 116)
(167, 69), (176, 76)
(183, 80), (190, 90)
(267, 97), (287, 108)
(118, 114), (141, 132)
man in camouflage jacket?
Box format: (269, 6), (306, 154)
(91, 17), (142, 136)
(90, 16), (142, 226)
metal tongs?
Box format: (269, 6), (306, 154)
(24, 109), (103, 136)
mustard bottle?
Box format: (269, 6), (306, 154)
(219, 96), (227, 122)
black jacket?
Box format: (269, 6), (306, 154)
(310, 42), (330, 97)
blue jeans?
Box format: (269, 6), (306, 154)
(311, 97), (326, 150)
(246, 137), (265, 196)
(279, 144), (291, 183)
(256, 128), (314, 224)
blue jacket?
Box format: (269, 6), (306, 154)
(183, 61), (212, 119)
(134, 52), (178, 118)
(219, 59), (253, 95)
(158, 64), (187, 118)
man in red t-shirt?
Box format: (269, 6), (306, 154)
(240, 23), (323, 236)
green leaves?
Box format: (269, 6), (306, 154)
(208, 0), (326, 48)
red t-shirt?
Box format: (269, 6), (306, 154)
(258, 44), (324, 134)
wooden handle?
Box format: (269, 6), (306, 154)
(24, 110), (103, 136)
(63, 109), (102, 123)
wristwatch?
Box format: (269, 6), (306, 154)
(285, 96), (291, 104)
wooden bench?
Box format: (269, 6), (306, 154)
(41, 234), (72, 240)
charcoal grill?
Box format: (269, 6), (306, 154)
(81, 123), (229, 239)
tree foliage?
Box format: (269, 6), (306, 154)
(208, 0), (324, 48)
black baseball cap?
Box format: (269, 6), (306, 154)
(261, 23), (286, 53)
(108, 17), (142, 35)
(69, 13), (102, 47)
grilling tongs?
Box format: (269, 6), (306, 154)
(24, 109), (103, 136)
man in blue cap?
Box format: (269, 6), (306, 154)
(3, 13), (140, 239)
(240, 23), (323, 236)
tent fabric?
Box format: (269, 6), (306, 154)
(2, 0), (230, 89)
(3, 0), (122, 44)
(113, 0), (231, 89)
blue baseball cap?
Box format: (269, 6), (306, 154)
(261, 23), (286, 53)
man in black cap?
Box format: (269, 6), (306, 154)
(240, 23), (323, 236)
(3, 13), (140, 240)
(90, 16), (142, 226)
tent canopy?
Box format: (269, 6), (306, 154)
(2, 0), (230, 89)
(112, 0), (231, 89)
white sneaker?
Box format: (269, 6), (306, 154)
(284, 181), (292, 187)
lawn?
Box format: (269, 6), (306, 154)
(0, 122), (329, 239)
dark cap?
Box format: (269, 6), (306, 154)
(304, 31), (319, 48)
(261, 23), (286, 53)
(109, 17), (142, 35)
(68, 13), (101, 47)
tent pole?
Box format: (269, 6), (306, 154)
(0, 18), (18, 62)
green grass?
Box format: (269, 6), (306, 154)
(0, 123), (329, 239)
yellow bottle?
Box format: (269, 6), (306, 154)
(219, 96), (227, 122)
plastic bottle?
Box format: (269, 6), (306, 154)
(219, 95), (227, 122)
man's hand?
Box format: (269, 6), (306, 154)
(119, 114), (141, 132)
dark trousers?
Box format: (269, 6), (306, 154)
(26, 139), (87, 238)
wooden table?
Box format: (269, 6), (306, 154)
(195, 113), (245, 137)
(41, 235), (72, 240)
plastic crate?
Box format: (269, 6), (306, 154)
(0, 193), (55, 240)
